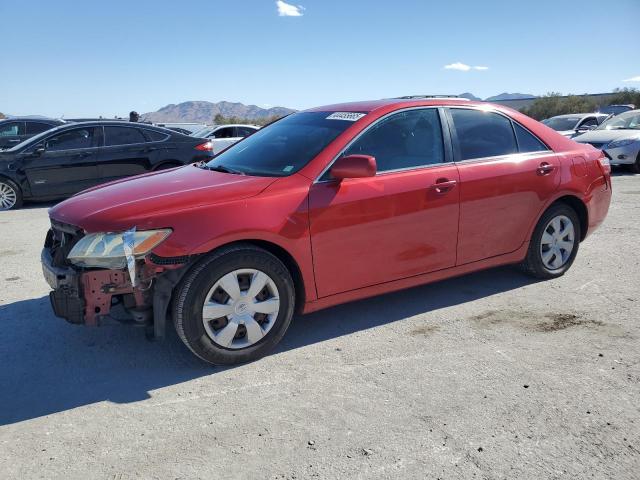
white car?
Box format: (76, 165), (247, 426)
(191, 124), (260, 153)
(542, 113), (608, 138)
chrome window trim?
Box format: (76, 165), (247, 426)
(314, 106), (449, 184)
(452, 149), (556, 166)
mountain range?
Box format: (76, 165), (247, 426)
(140, 94), (538, 123)
(142, 101), (296, 123)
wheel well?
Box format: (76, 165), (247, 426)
(211, 240), (306, 314)
(552, 196), (588, 241)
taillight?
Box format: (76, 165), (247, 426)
(195, 141), (213, 151)
(597, 154), (611, 175)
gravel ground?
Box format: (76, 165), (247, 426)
(0, 171), (639, 480)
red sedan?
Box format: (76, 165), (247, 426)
(42, 98), (612, 365)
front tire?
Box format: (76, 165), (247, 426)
(0, 178), (23, 210)
(519, 203), (581, 279)
(173, 244), (295, 365)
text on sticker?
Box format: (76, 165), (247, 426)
(326, 112), (366, 121)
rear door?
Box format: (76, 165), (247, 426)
(446, 107), (560, 264)
(23, 126), (100, 196)
(97, 125), (155, 182)
(0, 121), (25, 149)
(309, 107), (460, 297)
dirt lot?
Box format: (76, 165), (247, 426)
(1, 172), (639, 479)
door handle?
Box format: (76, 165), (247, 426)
(537, 162), (555, 175)
(77, 152), (93, 158)
(430, 178), (457, 194)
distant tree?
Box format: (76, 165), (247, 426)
(212, 113), (286, 126)
(521, 93), (597, 120)
(608, 87), (640, 107)
(0, 112), (5, 119)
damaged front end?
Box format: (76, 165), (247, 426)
(42, 220), (193, 338)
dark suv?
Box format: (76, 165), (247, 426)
(0, 121), (214, 210)
(0, 117), (65, 149)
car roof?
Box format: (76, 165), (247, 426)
(305, 97), (486, 114)
(0, 116), (63, 122)
(548, 113), (607, 119)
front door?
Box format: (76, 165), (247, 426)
(446, 107), (561, 264)
(309, 108), (460, 298)
(23, 126), (100, 197)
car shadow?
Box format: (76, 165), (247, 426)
(0, 266), (535, 425)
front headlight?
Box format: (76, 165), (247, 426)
(67, 229), (172, 268)
(607, 138), (637, 149)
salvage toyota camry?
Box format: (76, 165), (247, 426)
(42, 97), (612, 365)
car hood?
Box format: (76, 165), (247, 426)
(49, 165), (277, 232)
(574, 129), (640, 144)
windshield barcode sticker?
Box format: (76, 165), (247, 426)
(326, 112), (366, 121)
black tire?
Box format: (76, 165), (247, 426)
(519, 203), (581, 279)
(0, 177), (23, 210)
(172, 244), (295, 365)
(630, 153), (640, 174)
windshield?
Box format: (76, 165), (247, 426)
(596, 110), (640, 130)
(205, 112), (360, 176)
(542, 116), (580, 131)
(598, 105), (632, 116)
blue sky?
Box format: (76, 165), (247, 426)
(0, 0), (638, 117)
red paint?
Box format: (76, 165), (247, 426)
(49, 98), (611, 315)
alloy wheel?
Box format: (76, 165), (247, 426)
(0, 182), (17, 210)
(540, 215), (575, 270)
(201, 268), (280, 350)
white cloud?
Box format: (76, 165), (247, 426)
(444, 62), (489, 71)
(623, 76), (640, 82)
(276, 1), (304, 16)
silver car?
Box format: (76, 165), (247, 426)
(542, 113), (608, 138)
(574, 110), (640, 173)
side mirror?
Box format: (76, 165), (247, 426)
(330, 155), (376, 180)
(577, 125), (595, 133)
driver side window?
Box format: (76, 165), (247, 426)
(342, 108), (445, 173)
(45, 128), (96, 151)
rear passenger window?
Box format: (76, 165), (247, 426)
(513, 123), (548, 153)
(104, 127), (146, 146)
(143, 129), (170, 142)
(26, 122), (54, 134)
(342, 108), (445, 172)
(213, 127), (235, 139)
(449, 109), (518, 160)
(236, 126), (257, 137)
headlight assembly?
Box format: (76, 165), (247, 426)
(607, 138), (637, 149)
(67, 229), (172, 268)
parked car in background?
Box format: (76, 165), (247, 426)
(541, 113), (608, 138)
(0, 117), (65, 149)
(191, 124), (260, 153)
(597, 104), (635, 117)
(574, 109), (640, 173)
(153, 122), (206, 134)
(41, 98), (611, 365)
(0, 121), (214, 210)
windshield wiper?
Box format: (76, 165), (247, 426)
(207, 164), (245, 175)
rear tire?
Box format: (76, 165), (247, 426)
(519, 203), (581, 279)
(0, 178), (23, 210)
(172, 244), (295, 365)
